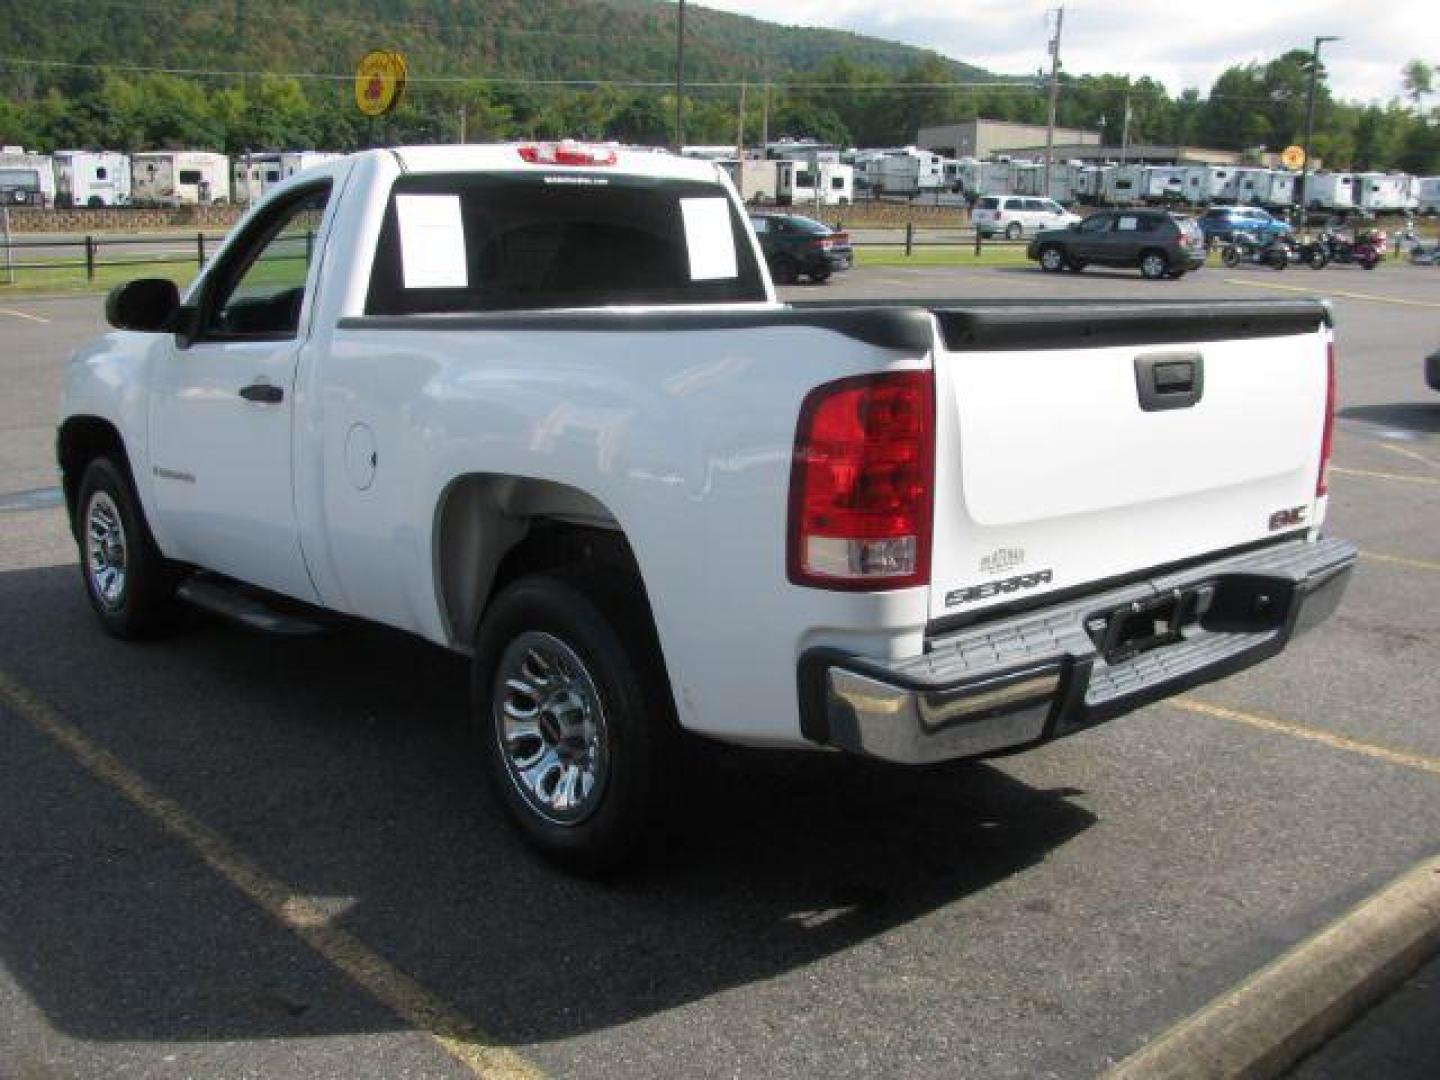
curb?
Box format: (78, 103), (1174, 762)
(1104, 853), (1440, 1080)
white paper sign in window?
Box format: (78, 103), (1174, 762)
(680, 197), (738, 281)
(1117, 216), (1138, 231)
(395, 194), (468, 288)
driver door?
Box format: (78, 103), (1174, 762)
(147, 182), (331, 601)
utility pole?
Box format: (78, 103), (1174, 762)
(1299, 35), (1339, 215)
(674, 0), (687, 151)
(1043, 6), (1065, 198)
(735, 81), (747, 199)
(1120, 84), (1131, 165)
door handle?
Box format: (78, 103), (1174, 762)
(1134, 352), (1203, 411)
(239, 382), (284, 404)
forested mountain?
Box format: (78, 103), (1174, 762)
(0, 0), (1435, 174)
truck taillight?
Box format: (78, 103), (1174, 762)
(517, 141), (617, 166)
(1317, 339), (1336, 497)
(788, 371), (934, 590)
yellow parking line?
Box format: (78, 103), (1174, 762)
(1360, 550), (1440, 574)
(1331, 465), (1440, 486)
(1173, 696), (1440, 777)
(1221, 277), (1440, 309)
(0, 671), (543, 1080)
(1378, 442), (1440, 472)
(0, 306), (50, 323)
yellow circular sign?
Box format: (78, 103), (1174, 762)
(1281, 144), (1306, 170)
(355, 50), (408, 117)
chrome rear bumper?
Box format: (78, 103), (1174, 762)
(800, 536), (1356, 765)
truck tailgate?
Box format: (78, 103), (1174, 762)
(928, 301), (1332, 623)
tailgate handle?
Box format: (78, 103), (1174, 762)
(1134, 352), (1203, 411)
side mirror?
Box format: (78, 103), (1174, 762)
(105, 278), (181, 333)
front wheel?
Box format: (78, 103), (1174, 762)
(76, 456), (180, 638)
(1038, 245), (1066, 273)
(473, 572), (675, 873)
(1221, 246), (1241, 269)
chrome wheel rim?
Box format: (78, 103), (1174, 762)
(1142, 254), (1165, 277)
(84, 490), (128, 609)
(493, 631), (609, 825)
(1040, 248), (1063, 271)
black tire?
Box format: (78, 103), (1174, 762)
(771, 256), (799, 285)
(472, 572), (676, 873)
(1066, 259), (1087, 273)
(75, 456), (180, 639)
(1037, 244), (1066, 273)
(1221, 246), (1241, 269)
(1005, 221), (1024, 240)
(1138, 249), (1170, 280)
(807, 267), (832, 284)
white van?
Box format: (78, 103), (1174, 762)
(972, 195), (1080, 239)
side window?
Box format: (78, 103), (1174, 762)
(178, 170), (202, 185)
(201, 184), (330, 340)
(831, 176), (845, 190)
(750, 217), (769, 234)
(96, 167), (108, 180)
(1022, 199), (1046, 212)
(1079, 214), (1112, 233)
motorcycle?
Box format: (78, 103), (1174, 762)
(1317, 229), (1382, 270)
(1279, 235), (1329, 269)
(1220, 232), (1288, 270)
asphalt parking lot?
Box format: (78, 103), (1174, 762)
(1, 260), (1437, 1079)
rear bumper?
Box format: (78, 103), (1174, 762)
(799, 536), (1356, 765)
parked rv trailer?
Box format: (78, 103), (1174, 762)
(1353, 173), (1414, 212)
(1143, 166), (1187, 205)
(53, 151), (131, 207)
(1263, 171), (1297, 209)
(1304, 173), (1356, 211)
(1010, 161), (1045, 197)
(0, 148), (56, 207)
(721, 159), (781, 203)
(1074, 165), (1111, 205)
(777, 160), (854, 206)
(871, 147), (945, 196)
(1227, 168), (1273, 205)
(1103, 164), (1148, 205)
(1182, 165), (1235, 205)
(234, 151), (343, 203)
(131, 151), (231, 207)
(1416, 177), (1440, 215)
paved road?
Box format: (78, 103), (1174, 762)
(0, 263), (1436, 1078)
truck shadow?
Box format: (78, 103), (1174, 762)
(1339, 403), (1440, 436)
(0, 563), (1094, 1048)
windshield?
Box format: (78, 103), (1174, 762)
(367, 171), (767, 315)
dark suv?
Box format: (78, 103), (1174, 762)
(748, 213), (852, 284)
(1027, 210), (1207, 279)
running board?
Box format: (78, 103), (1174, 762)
(177, 577), (334, 636)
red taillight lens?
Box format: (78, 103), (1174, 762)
(517, 142), (617, 166)
(788, 371), (934, 590)
(1317, 339), (1336, 496)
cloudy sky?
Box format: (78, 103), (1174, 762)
(698, 0), (1430, 104)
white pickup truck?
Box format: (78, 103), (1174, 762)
(59, 144), (1355, 869)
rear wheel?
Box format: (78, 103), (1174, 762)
(1221, 245), (1241, 268)
(76, 456), (180, 638)
(1038, 244), (1066, 273)
(1138, 250), (1169, 280)
(771, 256), (799, 285)
(473, 572), (676, 873)
(807, 266), (832, 284)
(1005, 221), (1024, 240)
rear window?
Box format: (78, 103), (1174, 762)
(367, 171), (767, 315)
(976, 197), (999, 210)
(786, 215), (830, 235)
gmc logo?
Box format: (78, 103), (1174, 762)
(1269, 506), (1308, 531)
